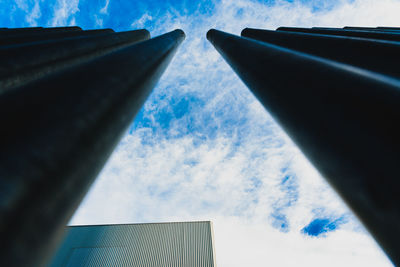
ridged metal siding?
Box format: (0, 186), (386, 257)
(49, 221), (216, 267)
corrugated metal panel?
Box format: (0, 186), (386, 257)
(49, 221), (216, 267)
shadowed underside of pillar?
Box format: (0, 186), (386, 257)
(207, 26), (400, 266)
(0, 26), (185, 267)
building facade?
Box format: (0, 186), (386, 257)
(49, 221), (216, 267)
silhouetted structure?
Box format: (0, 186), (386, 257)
(49, 222), (216, 267)
(207, 26), (400, 266)
(2, 24), (399, 266)
(0, 26), (185, 267)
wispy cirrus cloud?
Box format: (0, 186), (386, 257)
(50, 0), (80, 26)
(25, 0), (41, 26)
(0, 0), (42, 27)
(100, 0), (110, 14)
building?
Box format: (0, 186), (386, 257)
(49, 221), (217, 267)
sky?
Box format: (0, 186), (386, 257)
(2, 0), (400, 266)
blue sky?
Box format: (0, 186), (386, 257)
(3, 0), (399, 266)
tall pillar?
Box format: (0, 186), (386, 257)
(207, 28), (400, 266)
(0, 28), (185, 266)
(278, 26), (400, 41)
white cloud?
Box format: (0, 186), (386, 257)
(70, 0), (400, 266)
(131, 13), (153, 29)
(213, 217), (390, 267)
(26, 0), (41, 26)
(50, 0), (80, 26)
(14, 0), (29, 11)
(100, 0), (110, 14)
(12, 0), (42, 26)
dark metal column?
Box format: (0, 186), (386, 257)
(0, 28), (114, 46)
(342, 26), (400, 32)
(377, 26), (400, 31)
(0, 29), (150, 90)
(278, 26), (400, 41)
(241, 28), (400, 78)
(0, 29), (185, 267)
(0, 26), (82, 35)
(207, 28), (400, 266)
